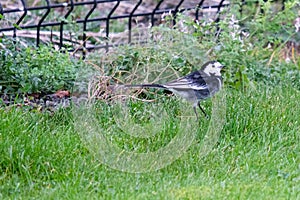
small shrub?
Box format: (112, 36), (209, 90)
(0, 41), (83, 95)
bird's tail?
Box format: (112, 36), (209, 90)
(124, 83), (166, 89)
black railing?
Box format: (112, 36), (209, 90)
(0, 0), (284, 56)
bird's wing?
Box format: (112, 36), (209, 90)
(163, 71), (208, 90)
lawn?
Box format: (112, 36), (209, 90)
(1, 83), (299, 199)
(1, 1), (299, 199)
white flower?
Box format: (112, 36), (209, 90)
(294, 17), (300, 32)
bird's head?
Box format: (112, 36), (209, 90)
(202, 61), (224, 76)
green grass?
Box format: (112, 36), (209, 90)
(0, 83), (299, 199)
(1, 2), (299, 199)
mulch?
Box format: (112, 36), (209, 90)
(0, 90), (88, 113)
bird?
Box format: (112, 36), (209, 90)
(124, 61), (225, 120)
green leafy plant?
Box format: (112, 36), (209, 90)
(0, 41), (83, 94)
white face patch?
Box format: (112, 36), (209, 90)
(203, 62), (223, 76)
(214, 62), (223, 69)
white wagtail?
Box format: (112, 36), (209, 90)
(124, 61), (224, 120)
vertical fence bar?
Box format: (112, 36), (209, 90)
(151, 0), (164, 27)
(37, 0), (50, 47)
(195, 0), (205, 21)
(0, 3), (3, 16)
(215, 0), (225, 23)
(172, 0), (184, 25)
(239, 0), (245, 16)
(106, 0), (120, 51)
(13, 0), (27, 38)
(214, 0), (225, 41)
(59, 0), (74, 49)
(83, 0), (97, 58)
(128, 0), (142, 44)
(260, 0), (268, 14)
(282, 0), (285, 10)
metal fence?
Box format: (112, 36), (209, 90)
(0, 0), (284, 56)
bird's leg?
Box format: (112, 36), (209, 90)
(193, 106), (199, 121)
(197, 101), (208, 119)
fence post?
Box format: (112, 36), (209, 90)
(83, 0), (97, 58)
(106, 1), (120, 51)
(37, 0), (50, 47)
(59, 0), (74, 50)
(128, 0), (142, 44)
(13, 0), (27, 39)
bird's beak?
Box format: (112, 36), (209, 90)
(220, 65), (226, 72)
